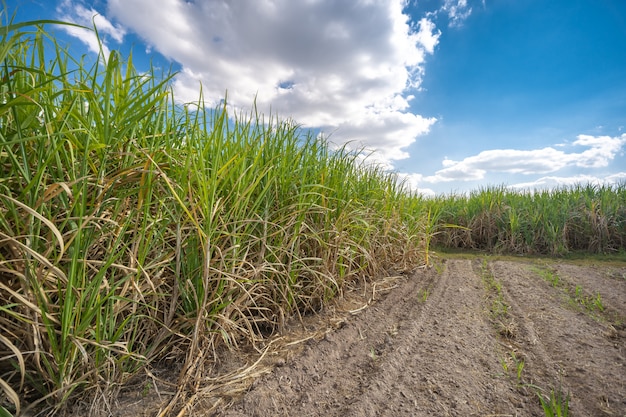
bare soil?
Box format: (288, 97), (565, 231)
(94, 257), (626, 416)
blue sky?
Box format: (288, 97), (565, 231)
(6, 0), (626, 195)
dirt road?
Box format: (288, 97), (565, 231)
(217, 258), (626, 417)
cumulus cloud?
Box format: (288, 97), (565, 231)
(509, 172), (626, 190)
(55, 0), (126, 57)
(572, 134), (626, 168)
(414, 18), (440, 54)
(99, 0), (439, 165)
(422, 134), (626, 183)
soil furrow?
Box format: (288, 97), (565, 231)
(492, 260), (626, 416)
(217, 267), (435, 417)
(337, 259), (516, 417)
(219, 260), (523, 416)
(553, 262), (626, 322)
(106, 258), (626, 416)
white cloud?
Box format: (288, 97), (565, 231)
(397, 172), (437, 197)
(420, 0), (474, 27)
(329, 109), (436, 162)
(509, 172), (626, 190)
(55, 0), (126, 57)
(104, 0), (439, 164)
(442, 0), (472, 27)
(571, 134), (626, 168)
(422, 134), (626, 183)
(414, 18), (441, 54)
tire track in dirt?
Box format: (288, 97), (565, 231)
(491, 260), (626, 416)
(83, 259), (625, 416)
(217, 266), (438, 417)
(218, 260), (522, 417)
(335, 259), (516, 417)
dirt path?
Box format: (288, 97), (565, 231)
(215, 258), (626, 417)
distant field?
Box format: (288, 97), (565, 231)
(420, 184), (626, 257)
